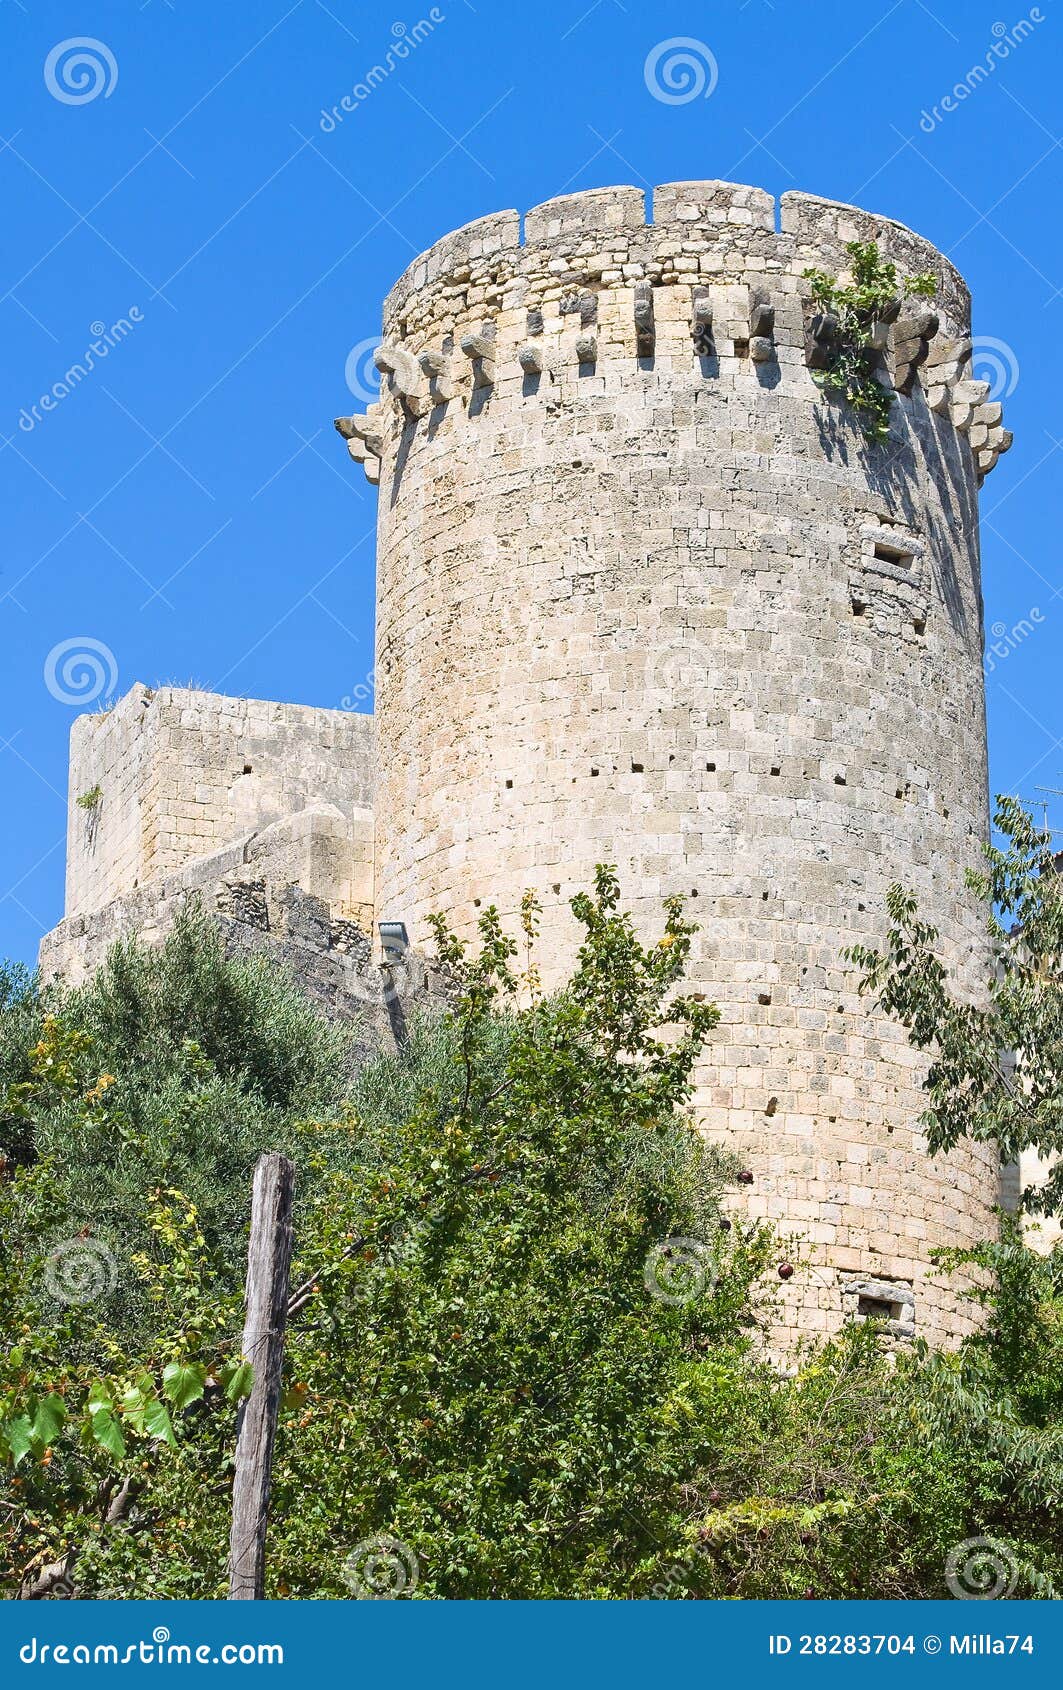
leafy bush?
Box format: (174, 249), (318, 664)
(803, 240), (936, 444)
(0, 906), (368, 1339)
(4, 874), (1063, 1601)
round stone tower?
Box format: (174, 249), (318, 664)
(339, 182), (1011, 1348)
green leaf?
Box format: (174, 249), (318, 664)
(89, 1406), (126, 1460)
(224, 1362), (254, 1404)
(30, 1393), (66, 1447)
(87, 1379), (114, 1414)
(162, 1360), (207, 1409)
(4, 1414), (34, 1466)
(142, 1399), (177, 1448)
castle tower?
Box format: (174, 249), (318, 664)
(346, 180), (1007, 1347)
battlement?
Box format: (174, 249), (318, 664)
(382, 181), (970, 338)
(340, 183), (1008, 491)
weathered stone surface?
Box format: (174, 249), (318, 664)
(365, 182), (1003, 1351)
(58, 687), (374, 924)
(43, 182), (1018, 1355)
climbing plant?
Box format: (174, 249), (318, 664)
(803, 240), (936, 445)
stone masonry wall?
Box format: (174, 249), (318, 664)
(43, 852), (445, 1071)
(351, 181), (1003, 1349)
(43, 802), (375, 986)
(65, 686), (374, 919)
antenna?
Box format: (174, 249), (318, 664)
(1032, 784), (1063, 840)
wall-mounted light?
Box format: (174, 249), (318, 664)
(378, 921), (409, 964)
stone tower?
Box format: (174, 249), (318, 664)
(338, 181), (1010, 1347)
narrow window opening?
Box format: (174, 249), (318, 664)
(873, 539), (912, 567)
(858, 1293), (903, 1322)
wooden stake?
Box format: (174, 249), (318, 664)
(227, 1152), (295, 1600)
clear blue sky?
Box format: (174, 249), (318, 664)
(2, 0), (1060, 966)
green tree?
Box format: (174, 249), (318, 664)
(849, 797), (1063, 1216)
(0, 873), (771, 1598)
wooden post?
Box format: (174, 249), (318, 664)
(227, 1152), (295, 1600)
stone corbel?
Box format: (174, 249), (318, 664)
(749, 290), (775, 363)
(459, 331), (496, 389)
(334, 410), (384, 484)
(633, 281), (655, 359)
(691, 289), (714, 356)
(417, 347), (461, 404)
(890, 307), (939, 394)
(374, 344), (431, 418)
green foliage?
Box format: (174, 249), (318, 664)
(664, 1282), (1063, 1599)
(76, 786), (103, 811)
(1, 872), (773, 1597)
(803, 240), (936, 444)
(849, 797), (1063, 1213)
(0, 1178), (242, 1597)
(0, 905), (360, 1338)
(4, 871), (1063, 1601)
